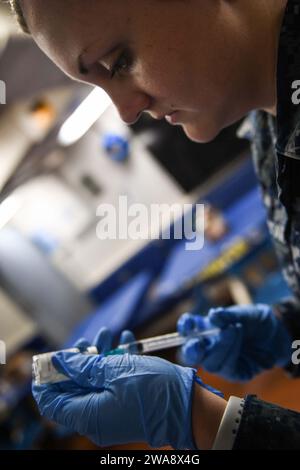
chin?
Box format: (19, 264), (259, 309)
(182, 123), (222, 144)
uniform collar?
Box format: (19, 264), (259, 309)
(276, 0), (300, 159)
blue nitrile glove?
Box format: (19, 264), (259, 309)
(74, 327), (137, 354)
(32, 328), (222, 449)
(177, 304), (293, 382)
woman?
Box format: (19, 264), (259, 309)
(8, 0), (300, 449)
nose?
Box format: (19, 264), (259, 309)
(108, 86), (152, 125)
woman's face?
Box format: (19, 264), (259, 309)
(21, 0), (266, 143)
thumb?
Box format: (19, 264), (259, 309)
(52, 351), (106, 389)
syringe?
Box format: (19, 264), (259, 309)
(33, 327), (220, 385)
(109, 328), (220, 355)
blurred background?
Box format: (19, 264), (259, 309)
(0, 2), (300, 450)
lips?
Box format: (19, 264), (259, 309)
(165, 111), (181, 125)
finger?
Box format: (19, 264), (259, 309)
(74, 338), (91, 351)
(208, 306), (251, 328)
(219, 325), (245, 380)
(202, 324), (242, 374)
(32, 380), (82, 402)
(119, 330), (136, 345)
(52, 351), (106, 389)
(92, 327), (112, 353)
(181, 336), (211, 365)
(177, 313), (201, 336)
(32, 381), (87, 428)
(119, 330), (139, 353)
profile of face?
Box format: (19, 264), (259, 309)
(21, 0), (270, 143)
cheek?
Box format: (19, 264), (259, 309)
(137, 66), (183, 102)
(180, 79), (243, 142)
(137, 50), (194, 103)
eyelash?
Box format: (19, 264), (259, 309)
(110, 50), (133, 79)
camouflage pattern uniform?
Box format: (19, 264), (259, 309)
(232, 0), (300, 448)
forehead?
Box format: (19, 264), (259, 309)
(21, 0), (133, 77)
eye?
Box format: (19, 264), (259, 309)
(110, 50), (133, 79)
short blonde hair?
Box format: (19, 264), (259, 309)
(6, 0), (31, 34)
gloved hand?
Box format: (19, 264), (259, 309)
(32, 327), (219, 449)
(177, 304), (292, 382)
